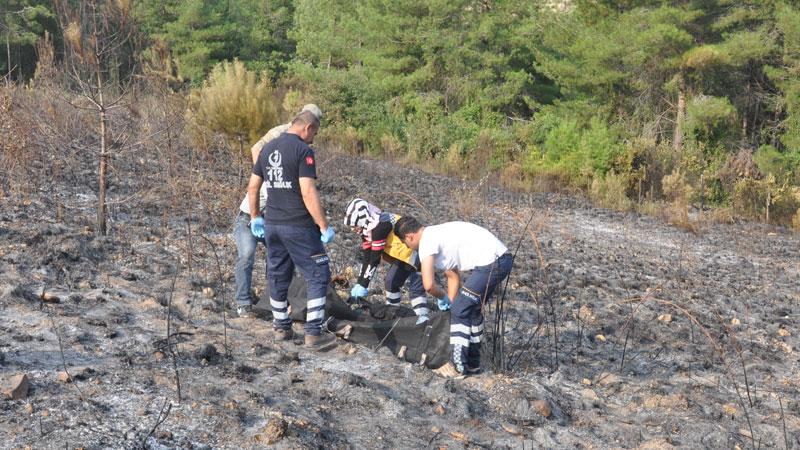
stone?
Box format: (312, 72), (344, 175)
(57, 367), (94, 383)
(531, 399), (552, 418)
(637, 437), (675, 449)
(722, 403), (737, 416)
(596, 372), (621, 386)
(57, 372), (71, 383)
(41, 292), (61, 304)
(3, 374), (30, 400)
(194, 344), (220, 364)
(581, 388), (599, 401)
(155, 430), (173, 440)
(501, 422), (522, 435)
(642, 394), (688, 410)
(261, 417), (287, 444)
(578, 305), (594, 322)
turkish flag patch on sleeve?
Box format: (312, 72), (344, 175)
(305, 156), (314, 166)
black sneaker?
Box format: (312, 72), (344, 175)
(236, 304), (254, 318)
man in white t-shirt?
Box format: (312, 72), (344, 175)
(394, 216), (513, 377)
(233, 104), (323, 318)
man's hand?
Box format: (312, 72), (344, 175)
(320, 227), (335, 244)
(250, 217), (265, 239)
(350, 284), (368, 298)
(437, 294), (451, 311)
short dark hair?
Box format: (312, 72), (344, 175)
(394, 215), (422, 240)
(291, 110), (320, 129)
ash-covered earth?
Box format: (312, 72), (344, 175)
(1, 143), (799, 449)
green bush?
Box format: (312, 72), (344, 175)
(754, 144), (798, 183)
(186, 59), (278, 153)
(731, 177), (798, 225)
(523, 114), (623, 187)
(590, 172), (634, 211)
(685, 95), (738, 151)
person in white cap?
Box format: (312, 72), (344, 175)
(233, 104), (323, 318)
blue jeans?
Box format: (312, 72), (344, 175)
(264, 223), (331, 336)
(234, 212), (265, 306)
(450, 253), (513, 372)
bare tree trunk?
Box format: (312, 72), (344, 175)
(673, 72), (686, 156)
(98, 107), (108, 235)
(5, 32), (11, 84)
(96, 68), (108, 236)
(238, 135), (244, 187)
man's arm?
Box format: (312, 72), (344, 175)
(247, 174), (264, 220)
(357, 243), (382, 287)
(444, 269), (460, 301)
(421, 255), (447, 299)
(299, 177), (329, 231)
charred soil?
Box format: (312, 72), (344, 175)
(1, 145), (799, 449)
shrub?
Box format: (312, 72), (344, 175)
(186, 59), (279, 158)
(729, 176), (799, 225)
(590, 172), (633, 211)
(685, 94), (738, 149)
(662, 169), (696, 203)
(733, 178), (766, 220)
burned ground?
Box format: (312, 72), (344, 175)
(1, 143), (799, 449)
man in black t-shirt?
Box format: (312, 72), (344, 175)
(246, 111), (336, 349)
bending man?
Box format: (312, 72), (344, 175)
(394, 216), (512, 376)
(344, 198), (430, 323)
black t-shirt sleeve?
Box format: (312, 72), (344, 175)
(298, 147), (317, 179)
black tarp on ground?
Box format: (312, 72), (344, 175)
(253, 276), (450, 369)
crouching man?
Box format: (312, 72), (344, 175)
(344, 198), (431, 323)
(394, 216), (512, 377)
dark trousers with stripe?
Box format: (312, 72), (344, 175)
(264, 223), (330, 336)
(384, 262), (429, 317)
(450, 253), (513, 373)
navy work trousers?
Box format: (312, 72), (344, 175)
(264, 223), (331, 336)
(450, 253), (513, 373)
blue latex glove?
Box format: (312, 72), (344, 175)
(320, 227), (335, 244)
(250, 217), (265, 239)
(350, 284), (368, 298)
(437, 294), (451, 311)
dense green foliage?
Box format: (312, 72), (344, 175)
(0, 0), (57, 80)
(5, 0), (800, 224)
